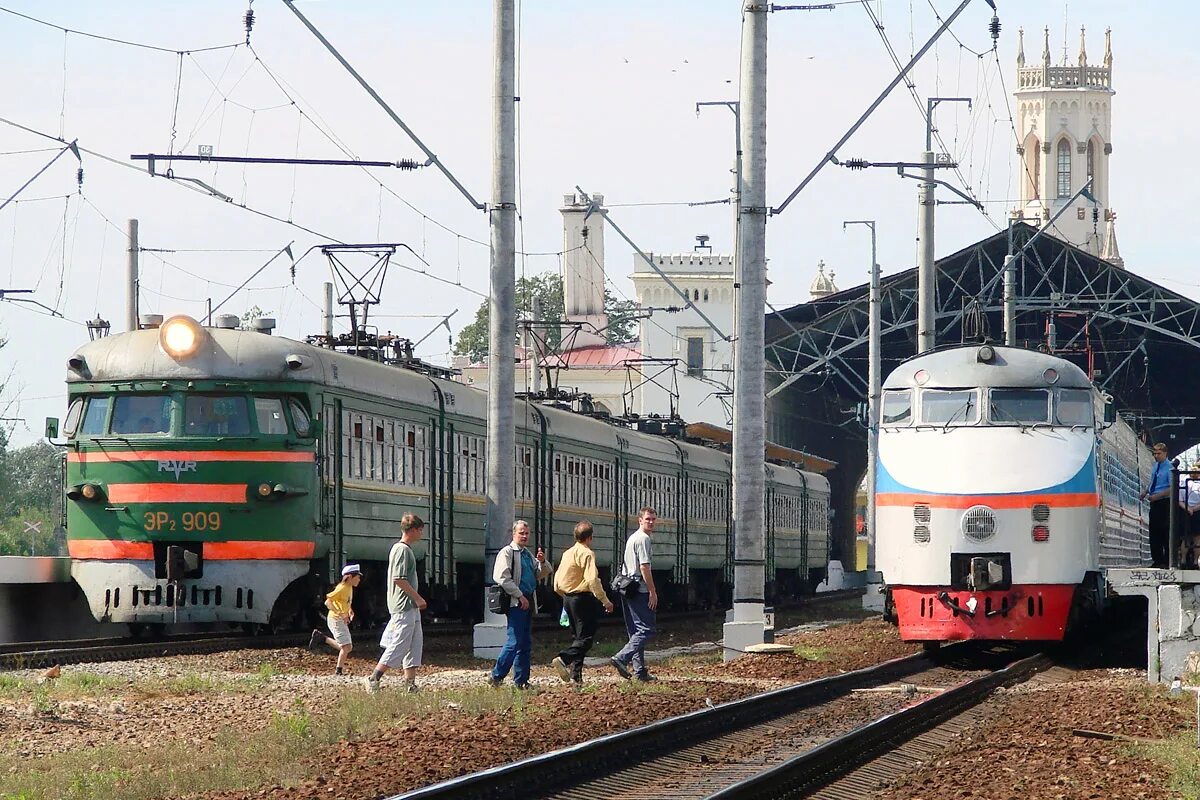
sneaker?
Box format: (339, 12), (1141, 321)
(634, 671), (657, 683)
(406, 682), (420, 694)
(335, 667), (344, 676)
(487, 675), (503, 688)
(551, 657), (572, 683)
(609, 656), (632, 680)
(364, 676), (380, 694)
(307, 629), (323, 651)
(514, 683), (539, 694)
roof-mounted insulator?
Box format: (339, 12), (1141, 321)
(843, 158), (868, 171)
(244, 5), (255, 45)
(989, 15), (1001, 43)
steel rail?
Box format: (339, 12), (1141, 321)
(386, 644), (974, 800)
(707, 650), (1051, 799)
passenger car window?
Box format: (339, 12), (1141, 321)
(920, 390), (979, 425)
(254, 398), (288, 435)
(1056, 389), (1094, 426)
(881, 390), (912, 425)
(111, 395), (172, 435)
(63, 399), (83, 438)
(79, 397), (108, 436)
(185, 396), (250, 436)
(989, 389), (1050, 424)
(288, 399), (312, 437)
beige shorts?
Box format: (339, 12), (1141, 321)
(326, 613), (352, 647)
(378, 609), (422, 669)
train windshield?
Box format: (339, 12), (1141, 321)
(881, 390), (912, 425)
(988, 388), (1050, 425)
(184, 395), (251, 436)
(111, 395), (172, 435)
(1056, 389), (1093, 425)
(79, 397), (109, 436)
(920, 389), (979, 425)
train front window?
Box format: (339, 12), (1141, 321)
(111, 395), (171, 435)
(185, 396), (250, 436)
(289, 399), (312, 437)
(989, 388), (1050, 425)
(79, 397), (110, 436)
(881, 390), (912, 425)
(254, 398), (288, 435)
(920, 389), (979, 425)
(63, 399), (83, 438)
(1056, 389), (1093, 426)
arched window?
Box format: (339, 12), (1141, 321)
(1056, 139), (1072, 198)
(703, 289), (709, 302)
(1086, 140), (1096, 183)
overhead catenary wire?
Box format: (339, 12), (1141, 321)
(0, 4), (243, 55)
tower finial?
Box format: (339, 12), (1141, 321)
(1104, 27), (1113, 69)
(1042, 26), (1051, 67)
(1017, 27), (1025, 67)
(1078, 25), (1087, 67)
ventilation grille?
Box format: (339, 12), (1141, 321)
(913, 525), (931, 543)
(913, 504), (932, 524)
(961, 506), (997, 542)
(1031, 504), (1050, 522)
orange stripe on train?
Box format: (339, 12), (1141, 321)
(204, 541), (315, 560)
(68, 450), (314, 463)
(68, 540), (155, 560)
(876, 492), (1101, 509)
(107, 483), (248, 504)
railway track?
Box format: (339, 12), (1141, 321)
(387, 643), (1048, 800)
(0, 589), (865, 670)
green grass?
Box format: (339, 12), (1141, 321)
(1138, 733), (1200, 797)
(0, 684), (534, 800)
(793, 645), (830, 661)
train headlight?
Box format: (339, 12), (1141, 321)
(1042, 368), (1059, 384)
(977, 345), (996, 363)
(159, 315), (204, 360)
(67, 482), (104, 501)
(257, 482), (274, 498)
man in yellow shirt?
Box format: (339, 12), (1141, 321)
(551, 521), (613, 684)
(309, 564), (362, 675)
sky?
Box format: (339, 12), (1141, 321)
(1, 0), (1197, 447)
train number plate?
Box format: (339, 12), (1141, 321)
(143, 511), (222, 532)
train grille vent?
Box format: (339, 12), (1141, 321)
(961, 506), (997, 542)
(1031, 504), (1050, 522)
(913, 525), (931, 543)
(913, 504), (932, 524)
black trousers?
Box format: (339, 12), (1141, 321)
(558, 592), (599, 669)
(1150, 497), (1171, 567)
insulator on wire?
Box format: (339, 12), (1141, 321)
(396, 159), (421, 171)
(244, 6), (255, 45)
(76, 167), (84, 189)
(843, 158), (869, 171)
(989, 15), (1001, 42)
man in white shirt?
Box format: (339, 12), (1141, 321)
(610, 507), (659, 682)
(1179, 466), (1200, 568)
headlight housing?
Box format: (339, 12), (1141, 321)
(159, 315), (205, 360)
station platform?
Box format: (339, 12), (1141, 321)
(0, 556), (71, 583)
(1108, 567), (1200, 684)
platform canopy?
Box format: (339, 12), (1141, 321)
(763, 223), (1200, 561)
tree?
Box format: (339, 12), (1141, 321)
(453, 272), (638, 361)
(241, 306), (273, 325)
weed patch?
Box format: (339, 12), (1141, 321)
(793, 645), (830, 661)
(1138, 733), (1200, 797)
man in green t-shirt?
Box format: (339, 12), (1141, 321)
(366, 513), (427, 694)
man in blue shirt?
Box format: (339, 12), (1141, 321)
(1141, 442), (1173, 567)
(489, 520), (552, 689)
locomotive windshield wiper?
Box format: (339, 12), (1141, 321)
(941, 399), (974, 432)
(989, 403), (1029, 433)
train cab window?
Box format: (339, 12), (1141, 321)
(63, 399), (83, 438)
(184, 396), (250, 436)
(988, 388), (1050, 425)
(881, 390), (912, 425)
(920, 389), (979, 425)
(79, 397), (110, 436)
(111, 395), (172, 435)
(289, 400), (312, 437)
(254, 398), (288, 435)
(1056, 389), (1093, 426)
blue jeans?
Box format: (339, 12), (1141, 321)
(491, 598), (532, 686)
(614, 591), (656, 674)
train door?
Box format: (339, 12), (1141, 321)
(320, 398), (343, 574)
(425, 382), (450, 611)
(765, 485), (778, 601)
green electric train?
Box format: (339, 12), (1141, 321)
(59, 314), (831, 628)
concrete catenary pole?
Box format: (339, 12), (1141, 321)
(845, 220), (884, 611)
(1003, 254), (1016, 345)
(474, 0), (517, 659)
(723, 1), (767, 662)
(916, 147), (936, 354)
(126, 219), (139, 332)
(323, 281), (335, 341)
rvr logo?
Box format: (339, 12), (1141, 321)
(158, 460), (198, 479)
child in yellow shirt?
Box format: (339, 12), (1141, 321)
(308, 564), (362, 675)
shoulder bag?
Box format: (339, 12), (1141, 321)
(609, 571), (639, 599)
(487, 584), (511, 614)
